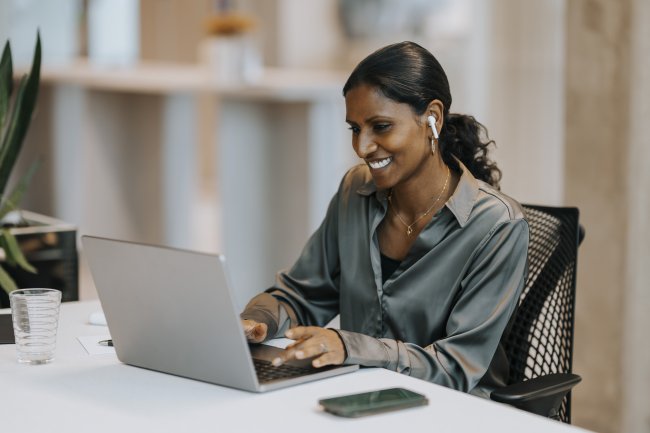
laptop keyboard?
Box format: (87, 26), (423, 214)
(253, 358), (315, 383)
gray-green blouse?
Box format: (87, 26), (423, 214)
(241, 161), (529, 398)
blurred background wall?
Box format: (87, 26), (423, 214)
(1, 0), (649, 431)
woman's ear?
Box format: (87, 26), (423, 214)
(425, 99), (445, 136)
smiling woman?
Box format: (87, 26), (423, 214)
(240, 41), (529, 399)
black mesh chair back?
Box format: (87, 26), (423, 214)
(502, 205), (581, 423)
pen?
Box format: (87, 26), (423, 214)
(98, 339), (113, 347)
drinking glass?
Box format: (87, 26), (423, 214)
(9, 288), (62, 364)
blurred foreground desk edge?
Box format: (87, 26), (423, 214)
(0, 301), (594, 433)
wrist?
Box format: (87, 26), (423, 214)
(327, 328), (349, 363)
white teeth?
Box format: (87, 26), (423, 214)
(368, 157), (392, 169)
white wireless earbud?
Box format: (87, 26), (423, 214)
(427, 115), (439, 140)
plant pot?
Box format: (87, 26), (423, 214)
(0, 211), (78, 308)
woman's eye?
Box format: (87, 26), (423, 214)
(374, 123), (391, 132)
(348, 126), (360, 134)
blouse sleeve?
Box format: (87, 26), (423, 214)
(336, 218), (529, 393)
(240, 181), (342, 340)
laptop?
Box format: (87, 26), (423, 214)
(81, 235), (358, 392)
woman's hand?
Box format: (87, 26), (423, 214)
(272, 326), (345, 368)
(241, 319), (268, 343)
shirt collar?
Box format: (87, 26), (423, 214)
(356, 158), (479, 227)
(445, 159), (479, 227)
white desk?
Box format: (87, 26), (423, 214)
(0, 301), (592, 433)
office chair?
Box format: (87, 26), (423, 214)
(490, 205), (584, 423)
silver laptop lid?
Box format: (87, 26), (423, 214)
(81, 236), (260, 391)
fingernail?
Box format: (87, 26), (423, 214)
(313, 360), (321, 367)
(295, 351), (304, 359)
(272, 358), (283, 367)
(286, 331), (293, 338)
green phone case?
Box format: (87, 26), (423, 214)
(319, 387), (428, 418)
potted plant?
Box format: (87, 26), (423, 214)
(0, 33), (78, 308)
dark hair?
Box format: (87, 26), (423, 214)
(343, 41), (501, 189)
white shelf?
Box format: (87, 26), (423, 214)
(39, 60), (349, 100)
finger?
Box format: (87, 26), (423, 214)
(285, 337), (308, 350)
(243, 321), (267, 343)
(293, 341), (329, 360)
(243, 324), (254, 336)
(281, 327), (315, 352)
(285, 326), (318, 341)
(272, 340), (339, 367)
(251, 323), (267, 342)
(271, 338), (316, 366)
(271, 347), (296, 367)
(274, 327), (328, 366)
(312, 351), (344, 368)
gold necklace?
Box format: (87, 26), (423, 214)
(388, 166), (450, 236)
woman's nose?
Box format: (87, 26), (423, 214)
(355, 133), (378, 159)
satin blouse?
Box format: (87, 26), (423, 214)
(241, 160), (529, 397)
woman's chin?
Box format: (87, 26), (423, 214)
(368, 165), (395, 188)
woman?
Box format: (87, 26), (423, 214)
(240, 41), (529, 398)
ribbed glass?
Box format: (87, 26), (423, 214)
(9, 289), (62, 364)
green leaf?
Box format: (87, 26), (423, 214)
(0, 159), (39, 220)
(0, 229), (36, 273)
(0, 263), (19, 294)
(0, 32), (40, 195)
(0, 235), (16, 266)
(0, 41), (13, 130)
(0, 75), (25, 165)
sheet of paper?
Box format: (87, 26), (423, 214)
(78, 335), (291, 354)
(77, 335), (115, 355)
(262, 337), (293, 349)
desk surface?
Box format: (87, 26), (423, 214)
(0, 301), (592, 433)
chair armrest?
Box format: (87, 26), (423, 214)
(490, 373), (581, 419)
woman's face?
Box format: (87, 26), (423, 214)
(345, 84), (432, 191)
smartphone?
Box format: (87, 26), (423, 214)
(319, 387), (428, 418)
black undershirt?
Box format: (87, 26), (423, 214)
(380, 253), (402, 284)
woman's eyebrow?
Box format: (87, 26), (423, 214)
(364, 115), (392, 122)
(346, 115), (392, 124)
